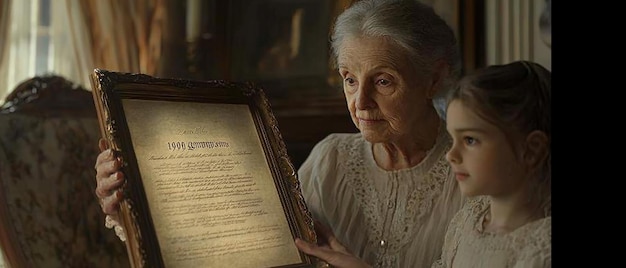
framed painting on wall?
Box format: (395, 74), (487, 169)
(228, 0), (333, 94)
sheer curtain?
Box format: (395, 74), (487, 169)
(0, 0), (38, 105)
(0, 0), (54, 105)
(0, 0), (166, 105)
(0, 0), (11, 108)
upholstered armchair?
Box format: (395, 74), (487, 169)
(0, 76), (129, 267)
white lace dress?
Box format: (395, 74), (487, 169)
(298, 130), (464, 268)
(432, 197), (552, 268)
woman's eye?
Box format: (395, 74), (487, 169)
(376, 79), (391, 86)
(376, 78), (394, 95)
(343, 77), (357, 93)
(345, 77), (356, 86)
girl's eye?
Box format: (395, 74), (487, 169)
(464, 136), (477, 145)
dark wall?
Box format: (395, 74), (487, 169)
(158, 0), (358, 170)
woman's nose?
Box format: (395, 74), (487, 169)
(355, 82), (375, 110)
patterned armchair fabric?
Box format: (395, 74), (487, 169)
(0, 76), (129, 268)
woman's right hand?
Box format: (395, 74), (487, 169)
(295, 221), (372, 268)
(94, 138), (125, 217)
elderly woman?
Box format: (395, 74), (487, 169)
(294, 0), (464, 267)
(94, 0), (464, 267)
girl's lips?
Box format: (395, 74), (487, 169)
(455, 172), (469, 181)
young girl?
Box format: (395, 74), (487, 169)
(432, 61), (551, 267)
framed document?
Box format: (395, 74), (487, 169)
(90, 69), (319, 268)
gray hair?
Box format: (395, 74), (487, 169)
(331, 0), (461, 118)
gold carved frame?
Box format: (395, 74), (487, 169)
(90, 69), (317, 267)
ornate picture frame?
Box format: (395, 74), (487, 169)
(90, 69), (318, 267)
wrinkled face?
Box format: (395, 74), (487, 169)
(445, 100), (527, 197)
(337, 36), (435, 144)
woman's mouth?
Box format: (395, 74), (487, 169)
(358, 118), (382, 125)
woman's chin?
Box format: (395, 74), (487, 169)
(360, 129), (388, 143)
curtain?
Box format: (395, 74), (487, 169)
(0, 0), (166, 105)
(485, 0), (551, 70)
(0, 2), (12, 263)
(0, 0), (10, 105)
(1, 2), (13, 263)
(0, 0), (37, 105)
(55, 0), (166, 88)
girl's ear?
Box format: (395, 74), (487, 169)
(523, 130), (549, 169)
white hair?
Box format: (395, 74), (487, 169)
(331, 0), (461, 118)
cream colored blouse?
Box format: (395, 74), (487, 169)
(432, 197), (552, 268)
(298, 130), (464, 268)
